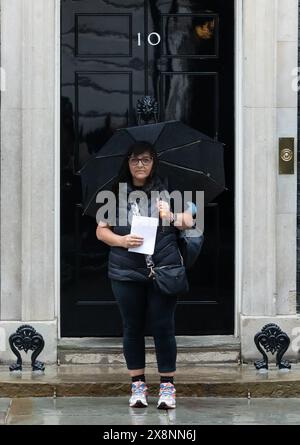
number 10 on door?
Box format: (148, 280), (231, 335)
(138, 33), (161, 46)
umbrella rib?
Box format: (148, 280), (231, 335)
(150, 122), (170, 145)
(157, 139), (202, 154)
(95, 153), (126, 159)
(124, 128), (143, 143)
(83, 176), (117, 214)
(159, 160), (222, 186)
(94, 129), (136, 159)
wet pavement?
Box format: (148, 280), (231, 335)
(1, 396), (300, 425)
(1, 363), (300, 425)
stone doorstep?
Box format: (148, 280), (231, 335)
(0, 364), (300, 398)
(58, 336), (241, 350)
(59, 350), (240, 366)
(58, 336), (241, 365)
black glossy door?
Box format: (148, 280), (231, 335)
(61, 0), (234, 336)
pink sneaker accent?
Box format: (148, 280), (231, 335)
(157, 382), (176, 409)
(129, 381), (148, 408)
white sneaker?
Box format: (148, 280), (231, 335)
(157, 382), (176, 409)
(129, 381), (148, 408)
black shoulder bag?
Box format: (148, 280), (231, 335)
(145, 253), (189, 296)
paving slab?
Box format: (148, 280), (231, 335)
(6, 397), (169, 425)
(0, 398), (11, 424)
(166, 397), (300, 425)
(4, 397), (300, 425)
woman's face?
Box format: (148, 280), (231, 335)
(128, 151), (154, 184)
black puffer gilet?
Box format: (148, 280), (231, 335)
(108, 180), (182, 282)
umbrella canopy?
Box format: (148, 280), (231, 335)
(79, 120), (226, 218)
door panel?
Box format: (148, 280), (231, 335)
(61, 0), (234, 336)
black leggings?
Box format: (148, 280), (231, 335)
(111, 279), (177, 373)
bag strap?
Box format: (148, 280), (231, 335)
(130, 199), (156, 278)
(145, 254), (155, 278)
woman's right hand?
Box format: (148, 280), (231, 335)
(121, 234), (144, 249)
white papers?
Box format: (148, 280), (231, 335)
(128, 215), (159, 255)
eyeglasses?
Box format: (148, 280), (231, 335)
(128, 156), (153, 166)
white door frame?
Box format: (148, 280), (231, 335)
(55, 0), (61, 338)
(234, 0), (243, 337)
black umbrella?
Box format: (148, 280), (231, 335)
(79, 120), (226, 218)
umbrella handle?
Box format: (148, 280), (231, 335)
(158, 198), (170, 232)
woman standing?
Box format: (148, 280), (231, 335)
(96, 141), (194, 409)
